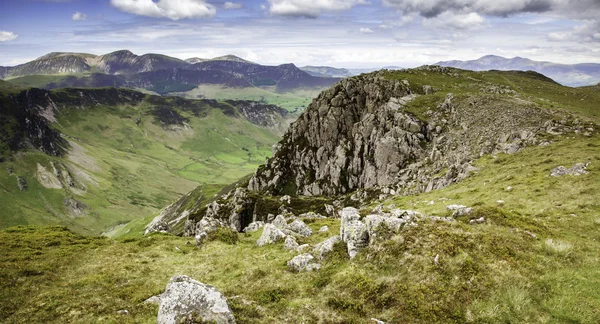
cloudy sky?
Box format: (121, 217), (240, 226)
(0, 0), (598, 68)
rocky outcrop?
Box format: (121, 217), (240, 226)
(551, 163), (590, 176)
(247, 68), (589, 198)
(157, 275), (236, 324)
(340, 208), (369, 258)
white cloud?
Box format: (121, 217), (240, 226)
(224, 2), (242, 10)
(110, 0), (216, 20)
(360, 27), (374, 33)
(267, 0), (368, 18)
(424, 12), (484, 30)
(72, 11), (87, 21)
(0, 31), (18, 42)
(549, 21), (600, 43)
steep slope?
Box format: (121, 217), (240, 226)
(0, 85), (292, 235)
(437, 55), (600, 87)
(91, 50), (189, 75)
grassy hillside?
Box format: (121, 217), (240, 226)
(0, 88), (287, 235)
(386, 67), (600, 122)
(1, 132), (598, 323)
(173, 85), (320, 112)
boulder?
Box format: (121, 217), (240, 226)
(243, 221), (264, 233)
(287, 254), (321, 272)
(340, 207), (369, 258)
(284, 236), (300, 251)
(313, 236), (341, 260)
(452, 207), (472, 217)
(256, 224), (287, 247)
(157, 275), (235, 324)
(318, 225), (329, 233)
(272, 214), (288, 229)
(288, 219), (313, 237)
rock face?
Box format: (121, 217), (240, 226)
(157, 275), (236, 324)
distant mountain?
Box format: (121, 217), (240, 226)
(436, 55), (600, 87)
(300, 66), (353, 78)
(185, 55), (255, 65)
(0, 50), (339, 95)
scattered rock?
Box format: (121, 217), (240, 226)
(371, 319), (387, 324)
(434, 254), (439, 265)
(284, 236), (300, 251)
(497, 200), (505, 205)
(469, 217), (486, 225)
(318, 226), (329, 233)
(157, 275), (236, 324)
(17, 176), (27, 191)
(325, 204), (336, 216)
(506, 186), (513, 192)
(287, 253), (321, 272)
(299, 211), (326, 219)
(288, 219), (313, 237)
(313, 236), (341, 260)
(452, 207), (472, 217)
(280, 195), (291, 204)
(195, 232), (208, 247)
(256, 224), (287, 247)
(551, 162), (590, 176)
(296, 244), (310, 253)
(446, 204), (467, 211)
(117, 310), (129, 315)
(243, 221), (264, 233)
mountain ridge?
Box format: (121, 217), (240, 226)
(436, 55), (600, 87)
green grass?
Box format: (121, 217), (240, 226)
(1, 133), (599, 323)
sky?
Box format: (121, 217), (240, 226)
(0, 0), (598, 68)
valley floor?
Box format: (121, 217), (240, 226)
(1, 135), (599, 323)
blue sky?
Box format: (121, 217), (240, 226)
(0, 0), (598, 67)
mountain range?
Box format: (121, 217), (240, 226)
(436, 55), (600, 87)
(0, 51), (340, 107)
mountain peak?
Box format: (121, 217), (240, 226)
(211, 55), (255, 64)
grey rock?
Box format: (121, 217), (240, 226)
(470, 217), (486, 224)
(288, 219), (313, 237)
(157, 275), (235, 324)
(145, 294), (162, 305)
(452, 207), (472, 217)
(243, 221), (264, 233)
(17, 176), (27, 191)
(117, 310), (129, 315)
(340, 207), (369, 258)
(299, 211), (326, 219)
(256, 224), (287, 247)
(551, 162), (590, 176)
(280, 195), (291, 204)
(287, 253), (321, 272)
(296, 244), (310, 253)
(272, 214), (288, 229)
(284, 236), (300, 251)
(318, 225), (329, 233)
(446, 204), (467, 211)
(313, 236), (341, 260)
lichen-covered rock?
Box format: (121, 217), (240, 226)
(157, 275), (235, 324)
(313, 236), (341, 260)
(243, 221), (264, 233)
(365, 214), (407, 241)
(287, 254), (321, 272)
(284, 236), (300, 251)
(452, 207), (472, 217)
(17, 176), (27, 191)
(257, 224), (287, 247)
(551, 162), (590, 176)
(272, 214), (288, 229)
(288, 219), (313, 237)
(340, 207), (369, 258)
(318, 226), (329, 233)
(299, 211), (326, 219)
